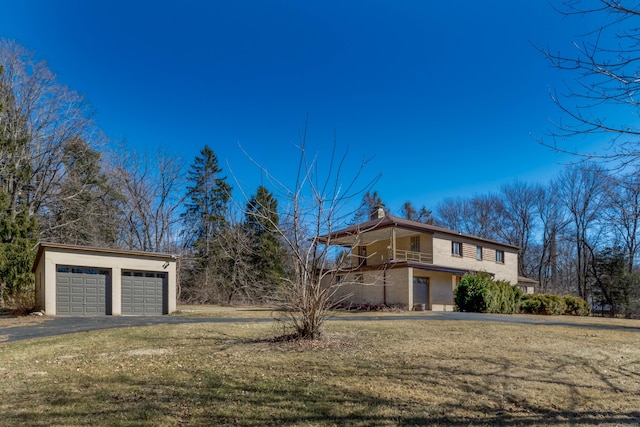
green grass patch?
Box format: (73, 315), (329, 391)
(1, 315), (640, 426)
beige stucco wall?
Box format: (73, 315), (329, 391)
(411, 269), (457, 311)
(328, 267), (410, 308)
(352, 239), (391, 267)
(36, 247), (177, 315)
(431, 233), (518, 284)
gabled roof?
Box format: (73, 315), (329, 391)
(321, 214), (519, 250)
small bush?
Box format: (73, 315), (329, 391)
(455, 273), (491, 312)
(2, 290), (36, 316)
(519, 294), (567, 315)
(485, 280), (522, 314)
(455, 273), (521, 314)
(563, 295), (591, 316)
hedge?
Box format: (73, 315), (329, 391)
(519, 294), (590, 316)
(455, 272), (521, 314)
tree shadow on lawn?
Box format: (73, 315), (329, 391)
(4, 333), (640, 426)
(5, 369), (639, 426)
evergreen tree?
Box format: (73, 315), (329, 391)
(41, 136), (122, 247)
(245, 186), (285, 297)
(0, 66), (38, 301)
(353, 190), (386, 223)
(181, 145), (231, 298)
(182, 145), (231, 255)
(401, 201), (434, 224)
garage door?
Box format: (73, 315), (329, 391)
(121, 271), (167, 315)
(56, 266), (110, 315)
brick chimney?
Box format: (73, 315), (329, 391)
(370, 205), (386, 220)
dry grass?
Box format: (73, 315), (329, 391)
(0, 307), (46, 327)
(0, 315), (639, 426)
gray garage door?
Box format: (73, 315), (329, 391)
(121, 271), (167, 315)
(56, 266), (110, 315)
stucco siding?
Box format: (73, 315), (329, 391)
(330, 268), (409, 307)
(428, 271), (456, 306)
(365, 240), (391, 265)
(384, 268), (409, 307)
(431, 233), (518, 284)
(36, 246), (176, 315)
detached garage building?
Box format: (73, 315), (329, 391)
(33, 242), (177, 316)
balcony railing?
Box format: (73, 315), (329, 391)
(393, 249), (433, 264)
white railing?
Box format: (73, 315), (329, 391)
(393, 249), (433, 264)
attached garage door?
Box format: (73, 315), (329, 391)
(121, 271), (167, 315)
(56, 266), (110, 315)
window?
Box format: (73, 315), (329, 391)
(496, 250), (505, 263)
(452, 241), (462, 256)
(357, 246), (367, 267)
(410, 236), (421, 252)
(335, 275), (342, 284)
(476, 246), (483, 260)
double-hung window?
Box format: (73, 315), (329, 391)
(452, 241), (462, 256)
(476, 246), (483, 260)
(496, 250), (505, 263)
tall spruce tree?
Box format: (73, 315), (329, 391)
(245, 186), (285, 298)
(181, 145), (231, 297)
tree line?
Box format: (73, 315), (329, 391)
(0, 40), (287, 308)
(4, 0), (640, 323)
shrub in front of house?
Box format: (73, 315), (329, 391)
(455, 273), (522, 314)
(519, 294), (566, 315)
(485, 280), (522, 314)
(562, 295), (591, 316)
(454, 272), (491, 312)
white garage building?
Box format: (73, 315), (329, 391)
(33, 242), (177, 316)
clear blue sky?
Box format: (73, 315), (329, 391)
(0, 1), (599, 213)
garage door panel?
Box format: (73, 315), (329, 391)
(122, 271), (166, 315)
(56, 266), (109, 315)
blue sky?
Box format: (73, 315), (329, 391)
(0, 1), (601, 213)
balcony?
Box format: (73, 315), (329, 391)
(392, 249), (433, 264)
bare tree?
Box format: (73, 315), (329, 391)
(435, 194), (503, 240)
(107, 143), (184, 253)
(498, 181), (543, 277)
(0, 39), (102, 220)
(555, 163), (607, 299)
(0, 40), (100, 302)
(246, 129), (379, 340)
(602, 170), (640, 273)
(533, 184), (569, 293)
(539, 1), (640, 169)
(40, 136), (121, 247)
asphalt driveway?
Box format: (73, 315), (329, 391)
(1, 311), (638, 343)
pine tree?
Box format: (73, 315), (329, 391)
(0, 67), (38, 301)
(41, 136), (122, 247)
(245, 186), (285, 298)
(181, 145), (231, 299)
(353, 191), (386, 223)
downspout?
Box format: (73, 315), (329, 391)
(383, 266), (387, 306)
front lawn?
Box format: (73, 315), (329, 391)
(0, 312), (639, 426)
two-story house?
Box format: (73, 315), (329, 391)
(322, 209), (522, 311)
